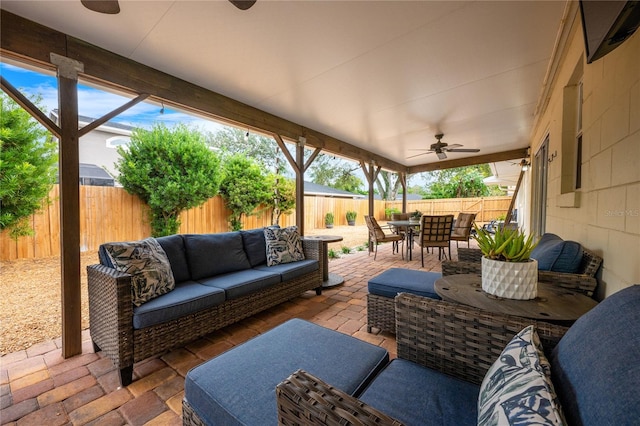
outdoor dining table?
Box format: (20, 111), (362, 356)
(387, 220), (421, 261)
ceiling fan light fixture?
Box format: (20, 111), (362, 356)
(81, 0), (120, 14)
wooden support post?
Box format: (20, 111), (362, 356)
(399, 172), (407, 213)
(295, 137), (306, 235)
(51, 53), (83, 358)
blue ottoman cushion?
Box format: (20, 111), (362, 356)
(359, 358), (479, 426)
(184, 318), (389, 426)
(368, 268), (442, 299)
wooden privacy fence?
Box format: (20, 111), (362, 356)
(0, 186), (509, 260)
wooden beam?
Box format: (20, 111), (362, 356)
(408, 148), (530, 174)
(52, 53), (83, 358)
(78, 93), (150, 137)
(1, 75), (61, 137)
(304, 147), (321, 173)
(505, 168), (525, 225)
(273, 134), (299, 174)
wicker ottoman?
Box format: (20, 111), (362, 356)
(183, 318), (389, 425)
(367, 268), (441, 333)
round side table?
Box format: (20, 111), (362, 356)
(304, 235), (344, 288)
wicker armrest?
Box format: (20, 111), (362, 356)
(538, 270), (597, 296)
(301, 238), (322, 262)
(394, 293), (568, 385)
(441, 260), (481, 276)
(457, 247), (483, 262)
(276, 369), (404, 426)
(87, 264), (134, 366)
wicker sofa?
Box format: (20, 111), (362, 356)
(443, 233), (603, 296)
(87, 227), (322, 386)
(277, 286), (640, 425)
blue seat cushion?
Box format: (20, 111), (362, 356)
(197, 269), (281, 300)
(368, 268), (442, 299)
(530, 233), (583, 273)
(132, 281), (225, 329)
(550, 285), (640, 426)
(240, 228), (269, 267)
(184, 318), (389, 426)
(359, 358), (479, 426)
(155, 234), (191, 283)
(254, 259), (319, 281)
(184, 233), (251, 280)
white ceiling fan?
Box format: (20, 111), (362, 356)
(407, 133), (480, 160)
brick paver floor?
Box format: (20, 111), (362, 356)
(1, 241), (469, 425)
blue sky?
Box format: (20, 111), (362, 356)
(1, 62), (223, 133)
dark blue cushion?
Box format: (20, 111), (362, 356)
(155, 234), (190, 283)
(132, 281), (225, 329)
(530, 233), (583, 273)
(360, 359), (479, 426)
(98, 244), (114, 268)
(550, 285), (640, 426)
(183, 233), (251, 280)
(197, 269), (281, 300)
(184, 318), (389, 426)
(240, 228), (269, 267)
(254, 259), (319, 281)
(368, 268), (442, 299)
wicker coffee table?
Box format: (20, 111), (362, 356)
(434, 273), (598, 321)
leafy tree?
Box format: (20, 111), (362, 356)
(207, 127), (288, 174)
(116, 123), (222, 237)
(424, 165), (491, 199)
(0, 94), (58, 239)
(309, 154), (363, 193)
(219, 155), (269, 230)
(265, 173), (295, 225)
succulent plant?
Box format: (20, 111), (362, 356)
(473, 224), (538, 262)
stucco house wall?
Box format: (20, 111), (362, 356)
(529, 10), (640, 298)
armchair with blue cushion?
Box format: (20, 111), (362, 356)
(443, 233), (603, 296)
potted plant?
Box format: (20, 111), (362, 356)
(346, 210), (357, 226)
(409, 210), (422, 223)
(474, 224), (539, 300)
(325, 212), (334, 229)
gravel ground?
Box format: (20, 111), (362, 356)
(0, 225), (369, 355)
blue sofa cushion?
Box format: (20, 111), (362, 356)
(155, 234), (191, 283)
(132, 281), (225, 329)
(478, 325), (565, 425)
(368, 268), (442, 299)
(530, 233), (583, 273)
(550, 285), (640, 426)
(184, 318), (389, 426)
(184, 233), (251, 280)
(359, 358), (479, 426)
(254, 259), (318, 282)
(240, 227), (269, 267)
(197, 269), (281, 300)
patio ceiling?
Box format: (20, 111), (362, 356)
(1, 0), (566, 172)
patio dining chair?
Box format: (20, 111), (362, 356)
(364, 215), (404, 260)
(450, 212), (477, 249)
(416, 214), (454, 266)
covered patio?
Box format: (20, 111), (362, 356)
(1, 241), (458, 424)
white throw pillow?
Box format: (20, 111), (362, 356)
(264, 226), (305, 266)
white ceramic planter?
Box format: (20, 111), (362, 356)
(481, 257), (538, 300)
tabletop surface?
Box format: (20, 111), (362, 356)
(434, 273), (598, 321)
(304, 235), (343, 243)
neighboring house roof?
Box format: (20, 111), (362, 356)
(50, 109), (134, 136)
(374, 193), (423, 201)
(303, 181), (365, 199)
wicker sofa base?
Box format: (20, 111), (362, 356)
(366, 294), (396, 334)
(88, 237), (322, 386)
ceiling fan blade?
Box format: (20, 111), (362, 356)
(447, 148), (481, 152)
(444, 144), (463, 149)
(81, 0), (120, 14)
(406, 151), (434, 159)
(437, 151), (448, 160)
(229, 0), (257, 10)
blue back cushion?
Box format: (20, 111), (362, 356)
(550, 285), (640, 425)
(184, 233), (251, 280)
(155, 234), (191, 283)
(240, 228), (268, 267)
(530, 233), (583, 273)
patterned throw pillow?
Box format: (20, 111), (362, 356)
(264, 226), (305, 266)
(103, 238), (175, 306)
(478, 325), (566, 426)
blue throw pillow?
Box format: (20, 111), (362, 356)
(530, 233), (583, 273)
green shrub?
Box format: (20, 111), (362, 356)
(384, 207), (400, 219)
(116, 123), (222, 237)
(325, 212), (334, 225)
(341, 246), (351, 254)
(328, 248), (339, 259)
(346, 210), (357, 221)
